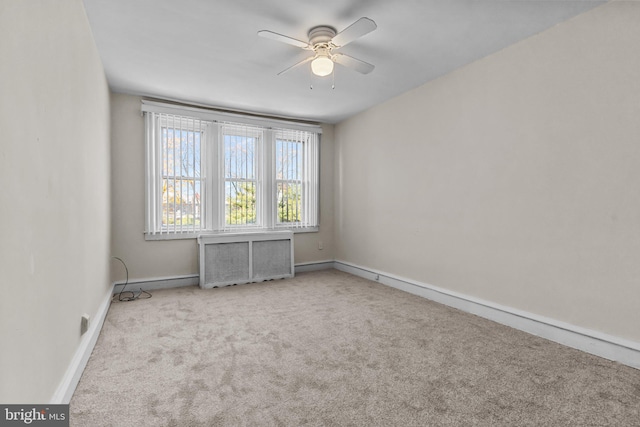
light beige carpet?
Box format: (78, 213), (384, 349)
(71, 269), (640, 426)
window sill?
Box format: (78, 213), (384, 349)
(144, 227), (319, 241)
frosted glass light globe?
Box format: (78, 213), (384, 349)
(311, 56), (334, 77)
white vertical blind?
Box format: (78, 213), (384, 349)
(144, 104), (319, 239)
(304, 131), (319, 228)
(145, 111), (207, 236)
(274, 128), (318, 229)
(221, 123), (261, 230)
(144, 112), (158, 234)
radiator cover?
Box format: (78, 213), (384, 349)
(197, 231), (294, 289)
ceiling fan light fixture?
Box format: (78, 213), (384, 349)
(259, 18), (376, 79)
(311, 55), (334, 77)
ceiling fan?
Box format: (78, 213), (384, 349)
(258, 17), (377, 78)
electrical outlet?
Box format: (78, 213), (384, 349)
(81, 314), (90, 335)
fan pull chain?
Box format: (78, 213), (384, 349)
(309, 66), (313, 90)
(332, 67), (335, 90)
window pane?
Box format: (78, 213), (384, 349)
(163, 129), (201, 177)
(276, 137), (303, 224)
(161, 123), (203, 230)
(179, 130), (201, 178)
(224, 134), (255, 180)
(176, 179), (202, 226)
(277, 182), (301, 223)
(276, 139), (301, 181)
(162, 180), (204, 227)
(223, 125), (259, 227)
(225, 181), (256, 225)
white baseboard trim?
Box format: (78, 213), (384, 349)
(295, 260), (335, 273)
(50, 285), (114, 404)
(113, 274), (199, 293)
(334, 260), (640, 370)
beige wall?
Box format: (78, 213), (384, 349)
(110, 94), (334, 281)
(0, 0), (111, 402)
(334, 2), (640, 343)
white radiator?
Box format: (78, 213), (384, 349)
(197, 231), (294, 289)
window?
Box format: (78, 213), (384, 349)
(276, 135), (302, 224)
(223, 124), (260, 228)
(145, 114), (208, 235)
(143, 101), (320, 239)
(274, 129), (318, 228)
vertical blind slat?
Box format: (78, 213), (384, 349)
(193, 118), (196, 232)
(179, 115), (183, 234)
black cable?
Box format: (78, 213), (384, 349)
(111, 256), (151, 302)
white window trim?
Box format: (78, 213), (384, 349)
(141, 100), (322, 134)
(143, 101), (320, 240)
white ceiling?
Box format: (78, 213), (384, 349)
(83, 0), (603, 124)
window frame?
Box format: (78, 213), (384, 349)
(274, 129), (308, 228)
(220, 123), (263, 231)
(143, 101), (321, 240)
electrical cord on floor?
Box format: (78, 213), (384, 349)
(111, 256), (152, 302)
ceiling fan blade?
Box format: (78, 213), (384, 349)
(331, 17), (377, 48)
(258, 30), (311, 49)
(333, 53), (375, 74)
(277, 55), (314, 75)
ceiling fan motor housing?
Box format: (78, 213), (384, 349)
(308, 26), (337, 46)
